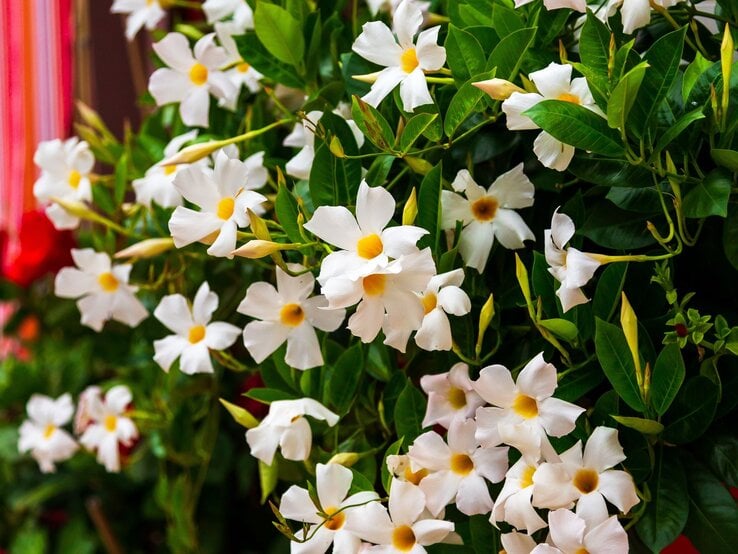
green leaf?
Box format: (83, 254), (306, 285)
(524, 100), (624, 157)
(258, 459), (279, 504)
(275, 183), (303, 244)
(309, 113), (362, 207)
(394, 382), (426, 444)
(581, 201), (656, 249)
(682, 53), (713, 102)
(114, 153), (128, 205)
(444, 72), (494, 138)
(487, 27), (535, 80)
(653, 108), (705, 153)
(219, 398), (259, 429)
(234, 33), (304, 88)
(682, 454), (738, 553)
(328, 343), (364, 415)
(611, 415), (664, 434)
(254, 3), (305, 67)
(538, 318), (578, 341)
(578, 11), (612, 105)
(628, 26), (687, 137)
(245, 388), (297, 403)
(381, 437), (404, 495)
(417, 162), (443, 254)
(399, 113), (438, 153)
(492, 4), (524, 36)
(595, 318), (645, 412)
(724, 204), (738, 271)
(445, 25), (486, 83)
(636, 453), (689, 552)
(650, 344), (686, 416)
(365, 154), (396, 186)
(351, 96), (395, 152)
(682, 169), (731, 218)
(556, 362), (604, 402)
(568, 155), (652, 188)
(702, 434), (738, 488)
(607, 62), (649, 130)
(593, 262), (628, 322)
(532, 250), (559, 318)
(662, 376), (718, 444)
(711, 148), (738, 171)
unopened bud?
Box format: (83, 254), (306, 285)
(231, 240), (296, 259)
(472, 78), (525, 100)
(404, 156), (433, 175)
(114, 238), (175, 259)
(329, 135), (346, 158)
(402, 188), (418, 225)
(219, 398), (259, 429)
(160, 138), (227, 166)
(620, 292), (643, 389)
(247, 209), (271, 241)
(50, 197), (96, 220)
(352, 71), (382, 84)
(327, 452), (360, 467)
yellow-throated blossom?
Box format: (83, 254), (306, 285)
(111, 0), (166, 40)
(18, 394), (78, 473)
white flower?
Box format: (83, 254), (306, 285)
(55, 249), (148, 332)
(693, 1), (719, 34)
(348, 479), (455, 552)
(111, 0), (166, 40)
(215, 21), (263, 107)
(513, 0), (586, 13)
(238, 265), (345, 370)
(386, 453), (431, 486)
(322, 249), (436, 350)
(502, 63), (601, 171)
(352, 0), (445, 112)
(501, 531), (538, 554)
(78, 385), (138, 472)
(492, 458), (547, 534)
(32, 137), (94, 230)
(531, 509), (628, 554)
(441, 165), (535, 271)
(408, 419), (509, 516)
(202, 0), (254, 29)
(133, 130), (200, 208)
(606, 0), (679, 35)
(246, 398), (339, 465)
(366, 0), (430, 17)
(532, 427), (640, 518)
(18, 394), (78, 473)
(280, 463), (379, 554)
(411, 270), (471, 351)
(153, 281), (241, 374)
(283, 109), (365, 181)
(149, 32), (236, 128)
(74, 386), (102, 435)
(169, 150), (267, 257)
(473, 353), (585, 463)
(304, 180), (428, 284)
(419, 362), (484, 429)
(545, 209), (602, 313)
(217, 146), (269, 190)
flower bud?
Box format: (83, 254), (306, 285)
(472, 78), (525, 100)
(327, 452), (360, 467)
(114, 238), (175, 259)
(232, 240), (295, 259)
(402, 188), (418, 226)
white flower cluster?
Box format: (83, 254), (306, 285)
(18, 385), (138, 473)
(257, 353), (637, 553)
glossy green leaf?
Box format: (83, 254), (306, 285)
(444, 71), (494, 138)
(417, 162), (442, 254)
(636, 453), (688, 552)
(445, 25), (486, 82)
(711, 148), (738, 171)
(682, 169), (731, 218)
(524, 100), (624, 157)
(682, 454), (738, 553)
(351, 96), (395, 152)
(399, 113), (438, 153)
(653, 108), (705, 153)
(275, 183), (303, 244)
(701, 434), (738, 488)
(486, 27), (535, 80)
(593, 263), (628, 321)
(581, 201), (656, 249)
(258, 459), (279, 503)
(394, 382), (426, 444)
(611, 415), (664, 434)
(538, 318), (578, 341)
(650, 344), (686, 416)
(245, 388), (297, 403)
(555, 362), (604, 403)
(235, 33), (304, 88)
(254, 3), (305, 67)
(577, 11), (612, 105)
(328, 343), (364, 415)
(607, 62), (649, 130)
(662, 376), (718, 444)
(594, 318), (645, 412)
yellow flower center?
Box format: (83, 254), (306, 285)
(471, 197), (499, 222)
(404, 465), (429, 486)
(520, 465), (536, 488)
(356, 233), (383, 259)
(362, 274), (386, 296)
(43, 424), (56, 439)
(512, 394), (538, 419)
(104, 414), (117, 432)
(279, 303), (305, 327)
(68, 169), (82, 189)
(421, 292), (437, 314)
(322, 506), (345, 531)
(188, 324), (206, 344)
(189, 63), (209, 86)
(164, 165), (177, 175)
(400, 48), (419, 74)
(98, 272), (119, 292)
(557, 92), (581, 104)
(573, 468), (599, 494)
(447, 386), (467, 410)
(216, 197), (235, 220)
(450, 453), (474, 475)
(392, 525), (416, 552)
(236, 62), (250, 73)
(575, 549), (589, 554)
